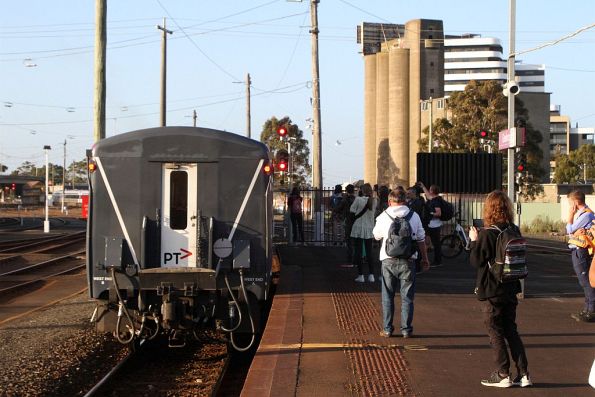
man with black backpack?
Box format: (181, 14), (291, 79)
(373, 189), (429, 338)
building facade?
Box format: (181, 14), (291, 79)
(444, 34), (545, 96)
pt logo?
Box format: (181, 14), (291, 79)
(164, 248), (192, 265)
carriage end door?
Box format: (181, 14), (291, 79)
(161, 163), (198, 268)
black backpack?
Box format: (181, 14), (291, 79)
(437, 197), (454, 221)
(488, 224), (528, 283)
(385, 210), (416, 259)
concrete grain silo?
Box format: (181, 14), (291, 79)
(363, 54), (377, 184)
(388, 45), (410, 188)
(375, 51), (390, 186)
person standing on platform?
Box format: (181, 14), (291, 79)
(350, 183), (376, 282)
(469, 190), (531, 388)
(419, 182), (443, 267)
(330, 184), (345, 243)
(373, 189), (429, 338)
(566, 190), (595, 322)
(336, 184), (356, 263)
(287, 186), (305, 243)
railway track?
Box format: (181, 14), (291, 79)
(84, 335), (229, 396)
(0, 250), (85, 295)
(0, 230), (85, 254)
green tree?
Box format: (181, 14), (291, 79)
(569, 144), (595, 181)
(260, 116), (311, 189)
(553, 154), (579, 183)
(12, 161), (38, 176)
(419, 80), (545, 198)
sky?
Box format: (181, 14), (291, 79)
(1, 0), (594, 186)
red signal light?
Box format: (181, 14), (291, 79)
(480, 131), (488, 138)
(278, 161), (287, 171)
(277, 125), (287, 137)
(517, 164), (524, 172)
(11, 183), (15, 190)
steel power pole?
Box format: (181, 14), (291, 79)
(157, 18), (173, 127)
(94, 0), (106, 142)
(192, 110), (197, 127)
(246, 73), (252, 139)
(507, 0), (516, 202)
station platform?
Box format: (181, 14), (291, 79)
(241, 242), (595, 396)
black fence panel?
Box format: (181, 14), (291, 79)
(417, 153), (502, 194)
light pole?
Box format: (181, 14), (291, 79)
(43, 145), (51, 233)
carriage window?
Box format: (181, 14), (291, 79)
(170, 171), (188, 229)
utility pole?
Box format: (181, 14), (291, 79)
(157, 18), (173, 127)
(192, 109), (197, 127)
(507, 0), (516, 203)
(246, 73), (251, 139)
(94, 0), (106, 142)
(62, 140), (66, 213)
(310, 0), (323, 241)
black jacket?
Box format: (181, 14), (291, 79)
(469, 223), (521, 300)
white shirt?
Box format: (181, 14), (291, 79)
(350, 196), (377, 239)
(373, 205), (426, 261)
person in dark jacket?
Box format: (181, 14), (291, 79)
(469, 190), (532, 388)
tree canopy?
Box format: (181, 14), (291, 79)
(260, 116), (311, 188)
(553, 144), (595, 183)
(419, 80), (545, 198)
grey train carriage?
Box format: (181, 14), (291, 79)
(87, 127), (273, 350)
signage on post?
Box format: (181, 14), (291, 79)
(498, 128), (526, 150)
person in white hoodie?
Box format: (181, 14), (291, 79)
(373, 188), (429, 338)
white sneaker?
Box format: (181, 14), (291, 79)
(481, 372), (513, 388)
(368, 274), (375, 283)
(513, 373), (532, 387)
(354, 275), (365, 282)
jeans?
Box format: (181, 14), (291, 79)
(571, 248), (595, 312)
(427, 226), (442, 265)
(482, 295), (528, 376)
(353, 238), (374, 275)
(381, 258), (416, 335)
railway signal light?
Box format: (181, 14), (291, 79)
(11, 183), (15, 190)
(515, 151), (526, 173)
(276, 149), (289, 173)
(276, 125), (288, 138)
(479, 130), (488, 139)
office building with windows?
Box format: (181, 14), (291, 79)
(444, 34), (545, 96)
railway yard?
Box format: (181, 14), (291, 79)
(0, 217), (243, 396)
(1, 215), (594, 396)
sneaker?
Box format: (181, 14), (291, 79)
(379, 330), (392, 338)
(354, 275), (365, 282)
(368, 274), (375, 283)
(571, 311), (595, 322)
(480, 371), (513, 388)
(402, 332), (413, 339)
(513, 373), (533, 387)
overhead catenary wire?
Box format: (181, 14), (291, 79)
(512, 22), (595, 57)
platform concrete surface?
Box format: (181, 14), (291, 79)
(241, 241), (595, 396)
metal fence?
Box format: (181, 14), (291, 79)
(273, 189), (489, 244)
